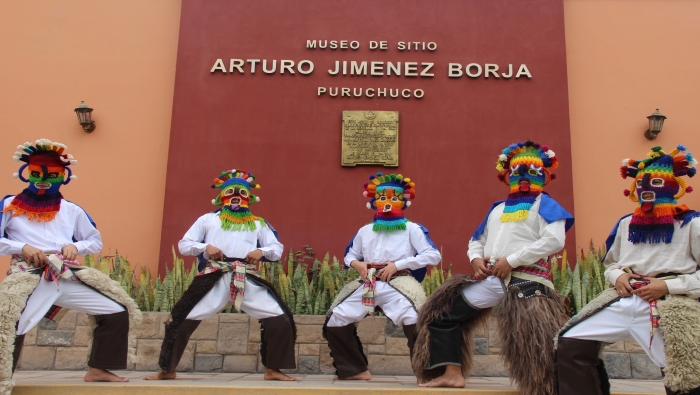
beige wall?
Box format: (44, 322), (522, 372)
(1, 0), (699, 275)
(0, 1), (181, 274)
(565, 0), (700, 251)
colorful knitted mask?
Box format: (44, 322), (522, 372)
(621, 145), (697, 243)
(364, 172), (415, 232)
(211, 169), (264, 231)
(3, 139), (77, 222)
(496, 141), (557, 222)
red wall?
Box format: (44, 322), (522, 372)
(159, 0), (574, 274)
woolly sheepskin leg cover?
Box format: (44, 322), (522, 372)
(388, 276), (427, 311)
(0, 273), (40, 395)
(657, 295), (700, 393)
(496, 286), (569, 395)
(412, 275), (492, 383)
(74, 268), (143, 365)
(554, 288), (619, 350)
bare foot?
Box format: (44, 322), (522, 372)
(263, 368), (297, 381)
(143, 370), (177, 380)
(418, 366), (465, 388)
(336, 370), (372, 380)
(84, 367), (129, 382)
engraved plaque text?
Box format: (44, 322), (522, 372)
(341, 110), (399, 167)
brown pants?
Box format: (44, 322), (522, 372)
(13, 311), (129, 372)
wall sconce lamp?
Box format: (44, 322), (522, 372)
(644, 109), (666, 140)
(74, 101), (96, 133)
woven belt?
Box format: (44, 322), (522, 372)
(198, 258), (252, 312)
(361, 264), (411, 316)
(9, 253), (82, 285)
(623, 267), (679, 349)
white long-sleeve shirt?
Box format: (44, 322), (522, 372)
(178, 212), (283, 261)
(344, 222), (441, 271)
(467, 196), (566, 272)
(604, 215), (700, 298)
(0, 196), (102, 256)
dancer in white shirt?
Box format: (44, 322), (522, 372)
(556, 145), (700, 395)
(0, 139), (142, 391)
(145, 169), (296, 381)
(324, 173), (441, 380)
(414, 141), (573, 394)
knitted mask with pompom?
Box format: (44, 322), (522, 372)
(363, 172), (415, 232)
(3, 139), (78, 222)
(620, 145), (697, 243)
(495, 141), (558, 222)
(211, 169), (265, 231)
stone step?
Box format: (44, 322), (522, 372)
(11, 372), (665, 394)
(11, 384), (661, 395)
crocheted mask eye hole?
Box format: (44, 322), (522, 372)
(222, 186), (249, 198)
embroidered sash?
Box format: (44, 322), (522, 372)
(198, 259), (250, 312)
(361, 264), (411, 316)
(9, 253), (82, 285)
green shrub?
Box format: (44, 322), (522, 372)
(87, 243), (608, 317)
(551, 242), (610, 316)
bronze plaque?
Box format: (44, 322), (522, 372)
(341, 111), (399, 167)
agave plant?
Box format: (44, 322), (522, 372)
(552, 242), (610, 316)
(258, 248), (360, 315)
(86, 243), (609, 317)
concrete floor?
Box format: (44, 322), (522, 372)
(11, 371), (666, 394)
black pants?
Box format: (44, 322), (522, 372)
(428, 294), (479, 368)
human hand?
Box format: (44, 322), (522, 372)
(245, 249), (263, 265)
(614, 272), (642, 297)
(491, 257), (513, 280)
(61, 244), (78, 261)
(350, 260), (368, 281)
(633, 277), (669, 301)
(22, 244), (47, 267)
(205, 245), (224, 260)
(378, 261), (398, 282)
(470, 257), (492, 280)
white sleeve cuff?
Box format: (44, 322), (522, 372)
(258, 246), (273, 259)
(506, 253), (521, 268)
(606, 269), (626, 287)
(394, 259), (408, 271)
(8, 241), (27, 255)
(664, 278), (685, 295)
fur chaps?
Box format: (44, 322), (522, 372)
(556, 288), (700, 393)
(159, 271), (224, 371)
(73, 267), (143, 365)
(412, 275), (492, 383)
(248, 272), (297, 340)
(0, 273), (40, 395)
(497, 284), (569, 395)
(554, 288), (619, 349)
(248, 272), (298, 363)
(652, 295), (700, 393)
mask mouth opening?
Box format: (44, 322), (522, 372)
(229, 196), (241, 205)
(640, 191), (656, 202)
(383, 203), (392, 212)
(34, 182), (51, 190)
(518, 179), (531, 192)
